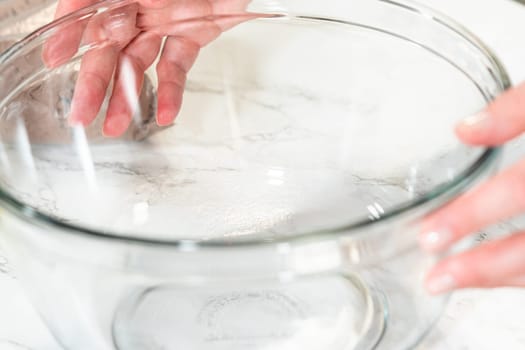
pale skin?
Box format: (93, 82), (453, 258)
(421, 83), (525, 294)
(50, 0), (525, 295)
(43, 0), (250, 136)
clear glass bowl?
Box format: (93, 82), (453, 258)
(0, 0), (509, 349)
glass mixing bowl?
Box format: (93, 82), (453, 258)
(0, 0), (509, 349)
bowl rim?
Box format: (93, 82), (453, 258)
(0, 0), (510, 248)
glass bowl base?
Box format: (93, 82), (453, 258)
(112, 274), (387, 350)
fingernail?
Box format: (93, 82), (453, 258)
(103, 115), (129, 137)
(157, 112), (175, 127)
(457, 111), (492, 130)
(426, 273), (457, 294)
(419, 229), (454, 252)
(68, 114), (87, 127)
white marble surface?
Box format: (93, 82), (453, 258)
(1, 0), (525, 349)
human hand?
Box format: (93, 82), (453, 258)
(419, 82), (525, 294)
(43, 0), (250, 137)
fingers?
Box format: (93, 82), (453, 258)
(67, 3), (140, 129)
(51, 0), (252, 133)
(83, 3), (140, 49)
(137, 0), (250, 29)
(138, 0), (252, 33)
(155, 36), (200, 126)
(54, 0), (97, 18)
(136, 0), (174, 10)
(425, 231), (525, 294)
(69, 45), (119, 126)
(419, 158), (525, 253)
(211, 0), (252, 14)
(103, 32), (163, 137)
(42, 0), (98, 67)
(43, 1), (139, 68)
(137, 0), (213, 29)
(456, 82), (525, 146)
(42, 16), (92, 68)
(137, 0), (251, 127)
(150, 11), (256, 49)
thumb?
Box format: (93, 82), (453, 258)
(455, 82), (525, 146)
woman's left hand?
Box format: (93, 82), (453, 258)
(43, 0), (250, 137)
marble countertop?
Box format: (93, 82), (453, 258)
(1, 0), (525, 349)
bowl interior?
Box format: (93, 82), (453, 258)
(0, 0), (504, 242)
